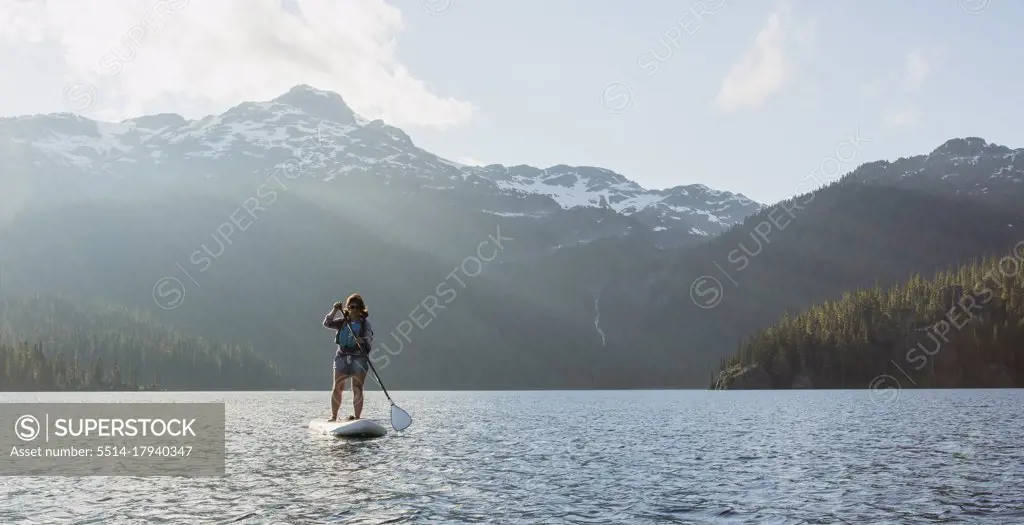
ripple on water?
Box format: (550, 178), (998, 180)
(1, 390), (1023, 524)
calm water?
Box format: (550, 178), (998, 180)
(1, 389), (1023, 524)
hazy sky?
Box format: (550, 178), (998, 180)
(0, 0), (1021, 204)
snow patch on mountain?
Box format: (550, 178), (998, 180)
(483, 210), (552, 218)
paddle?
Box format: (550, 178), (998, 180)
(345, 320), (413, 431)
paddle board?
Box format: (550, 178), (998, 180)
(309, 418), (387, 438)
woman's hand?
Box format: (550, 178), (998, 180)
(333, 301), (344, 310)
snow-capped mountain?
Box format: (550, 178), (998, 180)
(470, 164), (759, 243)
(0, 85), (761, 248)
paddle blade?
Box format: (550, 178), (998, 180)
(391, 404), (412, 431)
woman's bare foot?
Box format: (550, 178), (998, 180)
(346, 415), (358, 420)
(327, 417), (337, 422)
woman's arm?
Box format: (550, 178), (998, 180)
(323, 306), (345, 329)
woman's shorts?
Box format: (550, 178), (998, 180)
(334, 353), (369, 375)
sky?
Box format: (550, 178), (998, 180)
(0, 0), (1021, 204)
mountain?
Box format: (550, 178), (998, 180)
(846, 137), (1024, 209)
(0, 186), (673, 389)
(2, 85), (751, 389)
(595, 144), (1024, 386)
(2, 84), (1022, 389)
(0, 85), (761, 250)
(704, 137), (1024, 390)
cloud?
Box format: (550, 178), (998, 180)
(863, 48), (941, 100)
(903, 51), (935, 91)
(712, 5), (796, 112)
(883, 108), (918, 129)
(867, 49), (940, 128)
(0, 0), (476, 129)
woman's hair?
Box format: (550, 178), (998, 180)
(344, 293), (368, 318)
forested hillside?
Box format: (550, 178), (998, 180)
(713, 246), (1024, 389)
(0, 340), (147, 391)
(0, 295), (282, 390)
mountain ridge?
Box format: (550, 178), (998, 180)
(844, 136), (1024, 207)
(0, 84), (762, 248)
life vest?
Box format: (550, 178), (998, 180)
(336, 318), (368, 351)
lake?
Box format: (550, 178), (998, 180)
(1, 389), (1022, 524)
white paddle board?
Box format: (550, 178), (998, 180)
(309, 418), (387, 438)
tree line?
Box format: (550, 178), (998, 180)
(713, 248), (1024, 389)
(0, 295), (283, 391)
(0, 340), (150, 391)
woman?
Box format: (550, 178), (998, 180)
(322, 293), (374, 421)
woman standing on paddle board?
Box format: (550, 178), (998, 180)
(323, 293), (374, 421)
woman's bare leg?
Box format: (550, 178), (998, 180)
(352, 373), (367, 419)
(331, 371), (348, 420)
